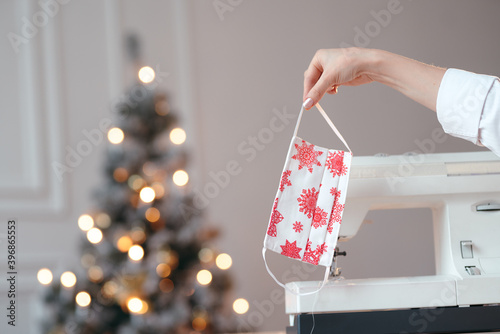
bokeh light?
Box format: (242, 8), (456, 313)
(215, 253), (232, 270)
(37, 268), (53, 285)
(173, 170), (189, 186)
(170, 128), (186, 145)
(156, 263), (171, 278)
(145, 207), (160, 223)
(113, 167), (129, 183)
(127, 297), (148, 314)
(138, 66), (155, 84)
(192, 317), (207, 331)
(107, 127), (124, 144)
(139, 187), (155, 203)
(95, 213), (111, 229)
(128, 175), (145, 191)
(60, 271), (77, 288)
(76, 291), (91, 307)
(88, 266), (103, 283)
(233, 298), (249, 314)
(196, 270), (212, 286)
(78, 214), (94, 231)
(116, 235), (133, 252)
(198, 248), (214, 263)
(87, 228), (103, 244)
(151, 182), (165, 199)
(159, 278), (174, 293)
(128, 245), (144, 261)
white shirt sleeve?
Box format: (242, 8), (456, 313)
(436, 68), (500, 157)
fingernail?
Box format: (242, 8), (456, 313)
(303, 98), (313, 109)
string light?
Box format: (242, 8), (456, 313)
(60, 271), (77, 288)
(78, 214), (94, 231)
(138, 66), (155, 84)
(196, 270), (212, 285)
(107, 127), (124, 144)
(159, 278), (174, 293)
(192, 317), (207, 331)
(87, 228), (103, 244)
(233, 298), (249, 314)
(95, 213), (111, 229)
(128, 175), (145, 191)
(170, 128), (186, 145)
(116, 236), (133, 252)
(198, 248), (214, 263)
(113, 167), (129, 183)
(145, 207), (160, 223)
(215, 253), (232, 270)
(156, 263), (171, 278)
(76, 291), (91, 307)
(88, 266), (103, 283)
(128, 245), (144, 261)
(151, 182), (165, 199)
(139, 187), (155, 203)
(37, 268), (53, 285)
(127, 297), (148, 314)
(173, 170), (189, 186)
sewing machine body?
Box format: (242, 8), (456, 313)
(285, 151), (500, 333)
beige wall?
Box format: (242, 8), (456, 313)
(1, 0), (499, 332)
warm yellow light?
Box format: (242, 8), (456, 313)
(117, 236), (133, 252)
(139, 187), (155, 203)
(96, 213), (111, 229)
(78, 214), (94, 231)
(37, 268), (53, 285)
(138, 66), (155, 84)
(127, 297), (147, 314)
(131, 228), (146, 243)
(173, 170), (189, 186)
(145, 207), (160, 223)
(107, 127), (124, 144)
(128, 245), (144, 261)
(156, 263), (171, 278)
(151, 182), (165, 199)
(170, 128), (186, 145)
(233, 298), (249, 314)
(155, 100), (169, 116)
(60, 271), (77, 288)
(159, 278), (174, 293)
(87, 228), (103, 244)
(113, 167), (129, 183)
(192, 317), (207, 331)
(76, 291), (91, 307)
(88, 266), (103, 283)
(196, 269), (212, 286)
(128, 175), (145, 191)
(198, 248), (214, 263)
(216, 253), (232, 270)
(102, 281), (118, 298)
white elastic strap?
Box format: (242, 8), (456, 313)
(262, 247), (330, 296)
(293, 103), (352, 153)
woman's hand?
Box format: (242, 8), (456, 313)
(303, 48), (375, 109)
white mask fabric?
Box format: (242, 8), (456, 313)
(262, 103), (352, 295)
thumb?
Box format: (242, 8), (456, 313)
(303, 75), (334, 110)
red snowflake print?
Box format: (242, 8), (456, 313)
(292, 140), (323, 173)
(326, 151), (348, 176)
(280, 240), (302, 259)
(327, 202), (345, 233)
(293, 221), (303, 233)
(330, 187), (341, 198)
(297, 187), (319, 218)
(302, 241), (328, 265)
(279, 170), (292, 192)
(267, 198), (283, 237)
(311, 207), (328, 229)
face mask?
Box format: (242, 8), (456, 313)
(262, 103), (352, 294)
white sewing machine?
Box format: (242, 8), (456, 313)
(286, 151), (500, 334)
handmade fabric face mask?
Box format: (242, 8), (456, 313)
(262, 103), (352, 293)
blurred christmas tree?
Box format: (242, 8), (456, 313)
(38, 36), (241, 334)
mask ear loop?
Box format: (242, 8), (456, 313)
(262, 248), (330, 296)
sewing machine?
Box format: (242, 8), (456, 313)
(285, 151), (500, 334)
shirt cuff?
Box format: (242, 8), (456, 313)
(436, 68), (496, 145)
